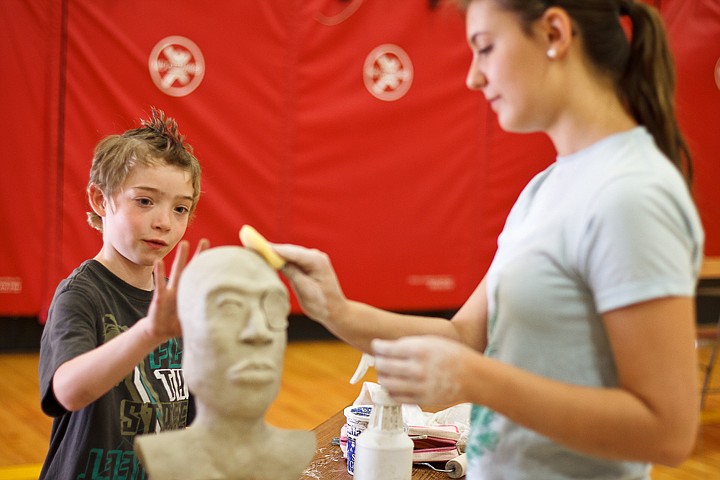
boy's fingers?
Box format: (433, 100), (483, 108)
(167, 241), (189, 289)
(194, 238), (210, 257)
(154, 259), (167, 291)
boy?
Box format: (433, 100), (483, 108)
(39, 108), (206, 479)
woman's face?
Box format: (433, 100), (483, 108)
(465, 0), (558, 133)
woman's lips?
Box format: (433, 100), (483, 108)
(487, 95), (500, 109)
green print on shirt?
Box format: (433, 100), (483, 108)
(101, 315), (188, 434)
(467, 307), (501, 458)
(78, 448), (145, 480)
(102, 315), (162, 407)
(150, 338), (182, 369)
(120, 398), (189, 435)
(468, 404), (500, 457)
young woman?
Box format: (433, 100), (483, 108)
(270, 1), (704, 478)
(39, 108), (207, 479)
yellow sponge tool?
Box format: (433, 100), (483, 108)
(239, 225), (286, 270)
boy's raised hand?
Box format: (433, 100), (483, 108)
(147, 239), (210, 341)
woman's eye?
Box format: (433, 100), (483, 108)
(478, 45), (493, 56)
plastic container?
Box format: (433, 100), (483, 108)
(353, 388), (413, 480)
(344, 405), (373, 474)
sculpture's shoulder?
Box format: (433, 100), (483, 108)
(268, 427), (316, 460)
(256, 427), (317, 479)
(135, 430), (224, 479)
(134, 426), (317, 480)
(277, 427), (316, 445)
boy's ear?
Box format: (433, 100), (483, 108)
(87, 184), (107, 216)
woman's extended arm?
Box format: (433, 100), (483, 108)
(273, 243), (489, 353)
(373, 296), (698, 466)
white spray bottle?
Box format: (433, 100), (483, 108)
(353, 385), (414, 480)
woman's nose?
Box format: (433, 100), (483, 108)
(466, 59), (487, 90)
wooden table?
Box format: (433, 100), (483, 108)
(701, 257), (720, 279)
(300, 409), (451, 479)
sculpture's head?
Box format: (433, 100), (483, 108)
(178, 245), (290, 418)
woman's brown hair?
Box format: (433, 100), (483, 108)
(457, 0), (693, 183)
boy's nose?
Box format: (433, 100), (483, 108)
(152, 209), (172, 231)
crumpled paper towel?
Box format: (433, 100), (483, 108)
(352, 381), (471, 452)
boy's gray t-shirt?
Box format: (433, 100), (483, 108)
(39, 260), (194, 479)
(466, 127), (704, 479)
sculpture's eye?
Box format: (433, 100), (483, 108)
(262, 290), (289, 331)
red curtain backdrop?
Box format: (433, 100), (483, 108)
(1, 0), (717, 318)
(659, 0), (720, 259)
(0, 0), (64, 317)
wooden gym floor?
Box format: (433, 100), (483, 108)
(1, 340), (719, 479)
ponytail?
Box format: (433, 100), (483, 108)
(619, 0), (693, 184)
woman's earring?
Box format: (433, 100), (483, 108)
(547, 48), (557, 59)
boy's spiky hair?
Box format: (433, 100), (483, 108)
(86, 107), (202, 232)
(127, 106), (193, 154)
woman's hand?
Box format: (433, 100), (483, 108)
(272, 243), (348, 325)
(372, 335), (474, 405)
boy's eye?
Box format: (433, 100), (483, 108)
(175, 205), (190, 215)
(136, 198), (153, 206)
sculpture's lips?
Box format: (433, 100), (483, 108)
(226, 359), (278, 384)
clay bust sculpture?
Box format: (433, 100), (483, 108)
(135, 246), (316, 479)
